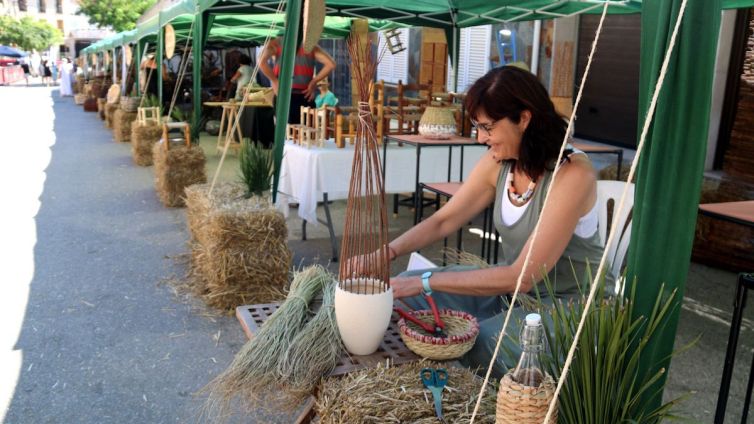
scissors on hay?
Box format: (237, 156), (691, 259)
(421, 367), (448, 423)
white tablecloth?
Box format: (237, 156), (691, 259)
(276, 141), (486, 224)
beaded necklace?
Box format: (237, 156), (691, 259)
(507, 161), (537, 205)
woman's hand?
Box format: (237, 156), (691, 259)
(390, 275), (423, 299)
(271, 79), (279, 95)
(303, 80), (317, 101)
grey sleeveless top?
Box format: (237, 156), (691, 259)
(493, 158), (613, 297)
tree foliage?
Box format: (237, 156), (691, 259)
(0, 15), (63, 52)
(77, 0), (157, 32)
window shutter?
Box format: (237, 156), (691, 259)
(377, 28), (409, 84)
(452, 26), (491, 92)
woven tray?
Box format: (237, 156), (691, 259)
(236, 303), (419, 376)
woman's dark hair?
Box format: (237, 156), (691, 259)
(464, 66), (567, 180)
(239, 54), (252, 66)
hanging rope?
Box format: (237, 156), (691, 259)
(166, 16), (197, 120)
(470, 2), (611, 422)
(209, 0), (287, 194)
(541, 0), (689, 422)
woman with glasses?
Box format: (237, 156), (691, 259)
(365, 65), (610, 376)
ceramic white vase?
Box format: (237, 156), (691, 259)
(334, 278), (393, 355)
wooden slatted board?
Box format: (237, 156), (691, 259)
(235, 303), (419, 376)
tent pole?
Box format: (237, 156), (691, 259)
(192, 12), (206, 141)
(271, 0), (303, 204)
(135, 41), (142, 94)
(158, 26), (164, 108)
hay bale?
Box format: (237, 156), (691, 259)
(113, 109), (138, 142)
(131, 123), (162, 166)
(105, 103), (119, 129)
(185, 182), (290, 310)
(597, 161), (632, 181)
(153, 142), (206, 207)
(315, 361), (498, 423)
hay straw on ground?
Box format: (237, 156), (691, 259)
(131, 123), (162, 166)
(113, 109), (138, 142)
(315, 360), (498, 423)
(153, 142), (206, 207)
(105, 103), (119, 129)
(184, 182), (291, 310)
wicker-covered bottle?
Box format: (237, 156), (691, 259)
(496, 313), (558, 423)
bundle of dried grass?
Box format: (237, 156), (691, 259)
(203, 266), (333, 420)
(105, 103), (119, 129)
(184, 182), (290, 310)
(131, 123), (162, 166)
(152, 141), (206, 207)
(278, 280), (342, 396)
(113, 109), (138, 142)
(315, 361), (498, 423)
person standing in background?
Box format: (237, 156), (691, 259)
(258, 37), (335, 124)
(59, 58), (74, 96)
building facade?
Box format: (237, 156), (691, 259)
(1, 0), (112, 60)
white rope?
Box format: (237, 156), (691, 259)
(166, 16), (197, 120)
(542, 0), (689, 422)
(470, 2), (610, 422)
(209, 1), (287, 194)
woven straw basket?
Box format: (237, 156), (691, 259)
(74, 93), (87, 105)
(418, 106), (457, 139)
(398, 309), (479, 360)
(496, 373), (558, 424)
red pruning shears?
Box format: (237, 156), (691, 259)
(394, 293), (446, 337)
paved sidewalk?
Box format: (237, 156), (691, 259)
(1, 87), (295, 423)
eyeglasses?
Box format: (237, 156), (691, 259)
(471, 119), (499, 136)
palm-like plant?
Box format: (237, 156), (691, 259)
(238, 139), (273, 199)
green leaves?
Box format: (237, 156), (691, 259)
(76, 0), (157, 32)
(238, 140), (273, 199)
(512, 274), (694, 424)
(0, 16), (63, 52)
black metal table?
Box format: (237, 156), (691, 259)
(699, 200), (754, 424)
(382, 134), (485, 224)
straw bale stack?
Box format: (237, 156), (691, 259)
(185, 182), (290, 310)
(152, 141), (206, 207)
(131, 122), (162, 166)
(315, 361), (497, 423)
(105, 103), (119, 128)
(113, 109), (138, 142)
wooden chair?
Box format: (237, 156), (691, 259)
(137, 106), (161, 127)
(383, 80), (431, 135)
(333, 80), (385, 148)
(299, 106), (318, 148)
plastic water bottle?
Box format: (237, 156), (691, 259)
(511, 313), (545, 387)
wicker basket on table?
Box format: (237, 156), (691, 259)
(496, 373), (558, 424)
(397, 309), (479, 360)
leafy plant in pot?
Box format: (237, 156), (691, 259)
(501, 272), (695, 424)
(239, 139), (273, 199)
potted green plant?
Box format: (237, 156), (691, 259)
(500, 273), (694, 423)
